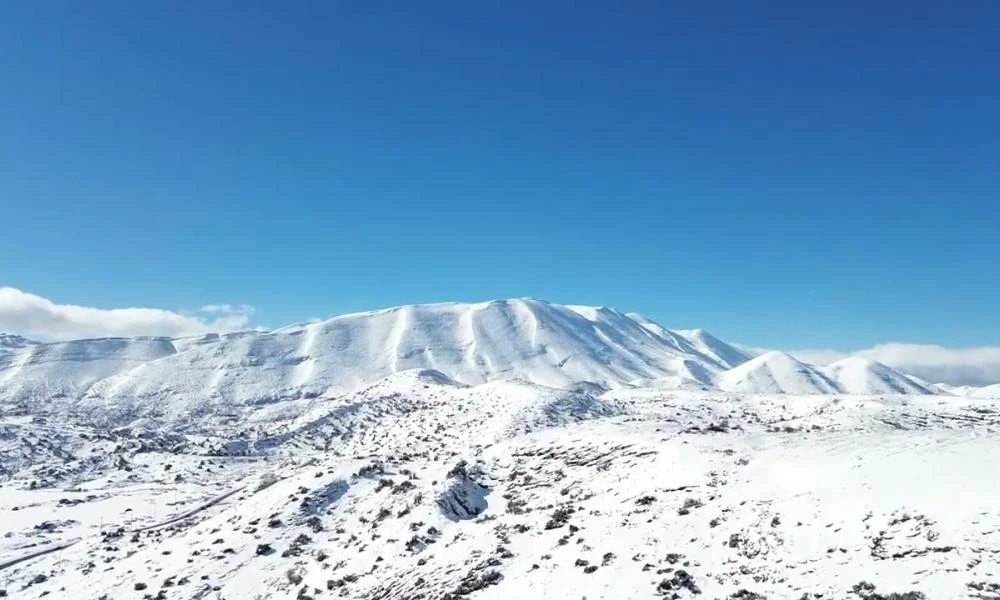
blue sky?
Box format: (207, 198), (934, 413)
(1, 1), (998, 349)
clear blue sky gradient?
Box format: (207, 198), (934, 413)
(2, 1), (998, 348)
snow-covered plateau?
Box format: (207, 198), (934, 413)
(1, 299), (998, 599)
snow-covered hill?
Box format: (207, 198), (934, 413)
(2, 371), (999, 600)
(822, 356), (936, 395)
(716, 351), (840, 394)
(948, 382), (1000, 399)
(0, 300), (954, 414)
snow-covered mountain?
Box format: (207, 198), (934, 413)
(822, 356), (936, 395)
(716, 351), (840, 394)
(0, 299), (960, 414)
(0, 300), (749, 415)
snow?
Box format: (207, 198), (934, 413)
(672, 328), (755, 370)
(0, 334), (37, 354)
(0, 300), (958, 413)
(822, 356), (935, 395)
(954, 382), (1000, 399)
(0, 337), (176, 401)
(1, 373), (998, 599)
(717, 351), (840, 394)
(2, 298), (1000, 598)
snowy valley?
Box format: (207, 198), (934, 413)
(0, 300), (998, 599)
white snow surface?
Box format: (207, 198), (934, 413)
(1, 371), (999, 599)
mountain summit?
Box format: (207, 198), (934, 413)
(822, 356), (935, 395)
(716, 351), (840, 394)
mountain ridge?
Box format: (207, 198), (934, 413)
(0, 299), (977, 407)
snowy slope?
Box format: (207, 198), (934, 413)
(822, 356), (935, 395)
(716, 351), (841, 394)
(963, 382), (1000, 398)
(625, 315), (751, 370)
(0, 336), (177, 403)
(673, 328), (755, 370)
(931, 383), (1000, 398)
(2, 373), (998, 600)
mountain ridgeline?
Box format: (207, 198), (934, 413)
(0, 299), (937, 413)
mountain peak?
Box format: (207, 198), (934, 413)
(718, 350), (839, 394)
(823, 355), (933, 395)
(748, 350), (800, 362)
(828, 355), (882, 368)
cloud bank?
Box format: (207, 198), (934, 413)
(790, 343), (1000, 386)
(0, 287), (254, 341)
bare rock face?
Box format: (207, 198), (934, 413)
(436, 461), (489, 521)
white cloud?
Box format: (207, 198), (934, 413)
(788, 343), (1000, 386)
(200, 303), (254, 315)
(0, 287), (254, 341)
